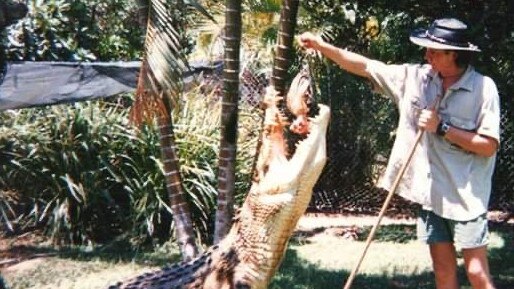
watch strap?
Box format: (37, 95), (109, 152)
(436, 121), (450, 136)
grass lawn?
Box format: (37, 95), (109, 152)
(1, 216), (512, 289)
(272, 222), (512, 289)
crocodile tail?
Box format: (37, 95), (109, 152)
(108, 248), (217, 289)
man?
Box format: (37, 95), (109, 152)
(298, 18), (500, 289)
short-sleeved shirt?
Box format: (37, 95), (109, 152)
(366, 60), (500, 221)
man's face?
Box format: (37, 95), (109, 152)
(424, 48), (456, 72)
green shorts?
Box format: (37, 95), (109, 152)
(417, 209), (489, 249)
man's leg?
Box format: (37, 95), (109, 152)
(418, 209), (459, 289)
(429, 242), (459, 289)
(453, 213), (495, 289)
(462, 246), (496, 289)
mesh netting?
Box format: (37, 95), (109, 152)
(216, 59), (513, 217)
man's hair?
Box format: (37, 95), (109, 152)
(453, 50), (473, 68)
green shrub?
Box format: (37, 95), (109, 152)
(0, 92), (258, 246)
(1, 99), (137, 243)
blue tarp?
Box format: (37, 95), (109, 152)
(0, 61), (140, 110)
(0, 60), (222, 111)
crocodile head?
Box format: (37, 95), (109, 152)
(222, 72), (329, 289)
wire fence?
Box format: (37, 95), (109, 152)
(232, 63), (513, 218)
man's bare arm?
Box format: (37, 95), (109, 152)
(444, 128), (498, 157)
(297, 32), (372, 78)
(419, 109), (498, 157)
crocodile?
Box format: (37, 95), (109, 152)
(108, 72), (330, 289)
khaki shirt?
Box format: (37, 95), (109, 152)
(366, 61), (500, 221)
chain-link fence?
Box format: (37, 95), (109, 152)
(233, 63), (513, 218)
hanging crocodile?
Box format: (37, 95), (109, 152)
(107, 71), (330, 289)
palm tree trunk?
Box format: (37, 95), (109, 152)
(0, 0), (28, 30)
(271, 0), (300, 96)
(214, 0), (242, 244)
(134, 0), (149, 27)
(133, 0), (198, 260)
(157, 106), (198, 261)
(251, 0), (300, 180)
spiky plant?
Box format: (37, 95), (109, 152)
(0, 101), (139, 244)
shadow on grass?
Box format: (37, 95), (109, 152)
(57, 239), (183, 266)
(486, 223), (514, 289)
(1, 223), (511, 289)
(274, 223), (513, 289)
(271, 247), (435, 289)
(0, 237), (181, 268)
(66, 242), (182, 268)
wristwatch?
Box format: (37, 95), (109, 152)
(436, 121), (451, 137)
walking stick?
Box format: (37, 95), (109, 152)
(342, 96), (441, 289)
(342, 129), (423, 289)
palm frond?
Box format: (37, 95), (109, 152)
(245, 0), (282, 13)
(131, 0), (188, 125)
(184, 0), (216, 22)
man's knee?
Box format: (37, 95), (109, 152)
(433, 267), (459, 289)
(433, 263), (457, 278)
(463, 246), (495, 289)
(466, 269), (494, 289)
(466, 266), (488, 283)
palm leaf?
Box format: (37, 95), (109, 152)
(184, 0), (216, 22)
(245, 0), (282, 13)
(130, 0), (188, 125)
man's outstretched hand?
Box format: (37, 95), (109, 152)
(297, 32), (324, 51)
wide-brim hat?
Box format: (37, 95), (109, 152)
(410, 18), (481, 52)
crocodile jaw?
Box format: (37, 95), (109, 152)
(220, 104), (330, 289)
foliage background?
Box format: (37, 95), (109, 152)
(296, 0), (513, 215)
(0, 0), (512, 247)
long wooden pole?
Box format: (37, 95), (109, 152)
(342, 96), (441, 289)
(342, 129), (423, 289)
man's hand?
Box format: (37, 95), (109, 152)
(297, 32), (324, 51)
(297, 31), (371, 78)
(418, 109), (440, 133)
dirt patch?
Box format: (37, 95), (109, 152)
(2, 257), (47, 274)
(1, 212), (511, 276)
(0, 231), (55, 272)
(297, 212), (416, 230)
